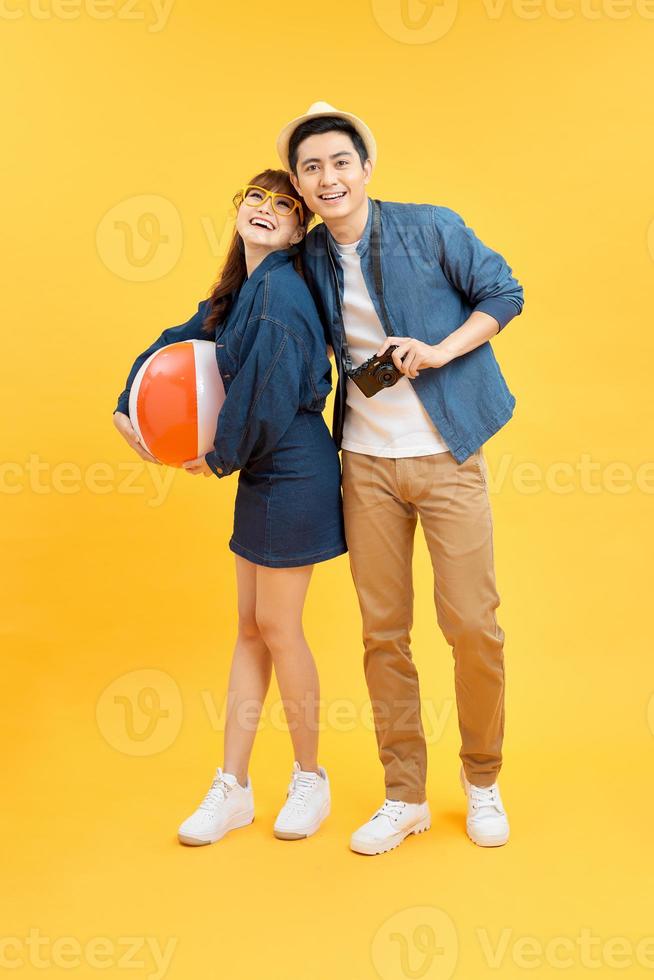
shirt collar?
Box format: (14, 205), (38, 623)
(325, 197), (373, 260)
(242, 247), (295, 291)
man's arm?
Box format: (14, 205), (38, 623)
(432, 205), (524, 331)
(377, 313), (498, 378)
(378, 207), (524, 377)
(436, 309), (499, 362)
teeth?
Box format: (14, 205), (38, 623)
(321, 192), (345, 200)
(251, 218), (273, 229)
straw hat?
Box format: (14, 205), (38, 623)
(276, 100), (377, 171)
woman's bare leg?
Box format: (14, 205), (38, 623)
(254, 564), (320, 774)
(222, 555), (273, 786)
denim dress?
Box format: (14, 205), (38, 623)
(114, 248), (347, 569)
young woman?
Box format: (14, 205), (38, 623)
(112, 170), (347, 846)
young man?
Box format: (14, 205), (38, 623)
(276, 101), (524, 855)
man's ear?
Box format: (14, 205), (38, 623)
(289, 172), (301, 196)
(363, 159), (373, 186)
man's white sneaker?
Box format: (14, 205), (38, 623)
(350, 799), (431, 856)
(177, 767), (254, 846)
(273, 761), (331, 840)
(460, 765), (510, 847)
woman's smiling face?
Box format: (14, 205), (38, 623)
(236, 185), (305, 252)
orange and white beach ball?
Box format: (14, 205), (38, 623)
(128, 339), (225, 466)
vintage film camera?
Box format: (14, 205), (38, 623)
(347, 345), (406, 398)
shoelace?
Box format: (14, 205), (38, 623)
(373, 799), (407, 822)
(468, 783), (500, 812)
(199, 774), (232, 812)
(285, 771), (320, 813)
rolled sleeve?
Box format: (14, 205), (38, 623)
(432, 207), (524, 331)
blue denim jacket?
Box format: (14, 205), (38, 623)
(113, 249), (333, 478)
(300, 197), (524, 463)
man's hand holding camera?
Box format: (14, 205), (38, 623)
(375, 337), (453, 379)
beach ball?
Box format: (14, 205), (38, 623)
(128, 339), (225, 466)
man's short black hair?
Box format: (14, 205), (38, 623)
(288, 117), (369, 174)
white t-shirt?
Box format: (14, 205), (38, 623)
(334, 239), (449, 458)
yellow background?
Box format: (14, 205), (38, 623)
(3, 0), (653, 977)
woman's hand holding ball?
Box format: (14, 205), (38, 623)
(113, 411), (161, 465)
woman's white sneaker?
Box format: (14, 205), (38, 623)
(350, 799), (431, 855)
(177, 767), (254, 846)
(460, 765), (510, 846)
(273, 761), (331, 840)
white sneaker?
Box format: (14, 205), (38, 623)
(350, 798), (431, 855)
(273, 761), (331, 840)
(177, 767), (254, 846)
(460, 765), (510, 846)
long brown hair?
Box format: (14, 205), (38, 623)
(201, 169), (312, 339)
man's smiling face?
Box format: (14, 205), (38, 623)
(290, 131), (372, 224)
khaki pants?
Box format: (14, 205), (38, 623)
(341, 447), (506, 803)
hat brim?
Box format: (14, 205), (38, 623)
(276, 108), (376, 172)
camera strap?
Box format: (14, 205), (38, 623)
(330, 198), (395, 379)
(370, 199), (396, 339)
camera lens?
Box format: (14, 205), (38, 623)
(377, 369), (396, 387)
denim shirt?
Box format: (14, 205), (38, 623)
(300, 197), (525, 463)
(113, 249), (333, 478)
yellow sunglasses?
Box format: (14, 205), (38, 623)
(233, 184), (305, 223)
